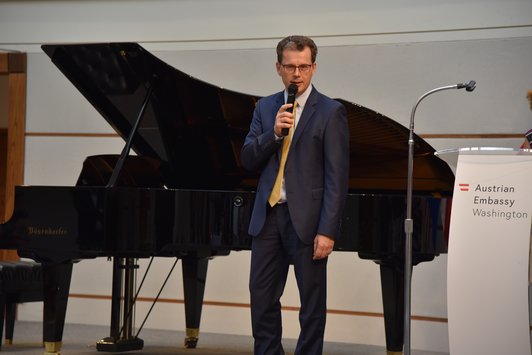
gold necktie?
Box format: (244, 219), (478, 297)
(268, 100), (297, 207)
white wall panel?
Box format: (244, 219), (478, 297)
(26, 54), (115, 134)
(1, 0), (531, 49)
(26, 37), (532, 139)
(24, 136), (125, 185)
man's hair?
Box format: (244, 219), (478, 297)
(276, 35), (318, 64)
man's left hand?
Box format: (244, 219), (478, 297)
(313, 234), (334, 260)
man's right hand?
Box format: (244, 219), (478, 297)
(274, 103), (295, 137)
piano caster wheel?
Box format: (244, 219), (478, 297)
(185, 328), (199, 348)
(184, 337), (198, 348)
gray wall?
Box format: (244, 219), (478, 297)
(1, 0), (532, 352)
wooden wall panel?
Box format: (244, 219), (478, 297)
(0, 52), (26, 260)
(0, 129), (6, 221)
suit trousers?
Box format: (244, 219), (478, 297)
(250, 203), (328, 355)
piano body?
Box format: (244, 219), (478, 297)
(0, 43), (454, 354)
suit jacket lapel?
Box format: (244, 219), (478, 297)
(274, 91), (285, 111)
(291, 87), (318, 147)
(273, 91), (285, 161)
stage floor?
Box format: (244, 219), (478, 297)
(2, 321), (448, 355)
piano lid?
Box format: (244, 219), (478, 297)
(42, 42), (454, 193)
(42, 42), (259, 189)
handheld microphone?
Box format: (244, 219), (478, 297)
(282, 83), (298, 136)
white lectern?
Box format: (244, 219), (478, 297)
(438, 147), (532, 355)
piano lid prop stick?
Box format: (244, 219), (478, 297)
(107, 85), (154, 188)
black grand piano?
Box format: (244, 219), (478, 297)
(0, 43), (453, 354)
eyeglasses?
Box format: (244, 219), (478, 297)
(281, 64), (313, 73)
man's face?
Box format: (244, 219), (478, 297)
(276, 47), (316, 96)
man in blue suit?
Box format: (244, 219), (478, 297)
(240, 35), (349, 355)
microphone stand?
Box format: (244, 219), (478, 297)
(404, 81), (475, 355)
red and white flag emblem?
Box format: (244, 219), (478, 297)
(459, 183), (469, 191)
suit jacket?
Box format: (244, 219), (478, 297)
(240, 86), (349, 244)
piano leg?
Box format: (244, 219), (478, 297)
(379, 262), (405, 355)
(181, 255), (209, 349)
(42, 262), (73, 355)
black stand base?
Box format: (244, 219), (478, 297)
(96, 337), (144, 352)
